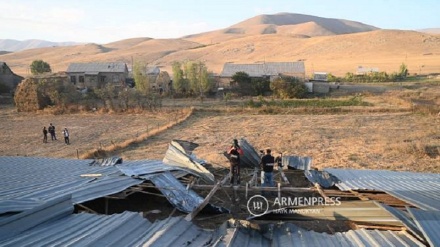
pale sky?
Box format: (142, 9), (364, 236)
(1, 0), (439, 44)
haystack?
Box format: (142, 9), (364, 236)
(14, 73), (69, 112)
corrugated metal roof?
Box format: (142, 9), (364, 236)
(141, 172), (203, 213)
(0, 196), (215, 246)
(0, 155), (223, 214)
(305, 170), (337, 188)
(0, 195), (73, 242)
(323, 168), (440, 211)
(116, 159), (180, 177)
(163, 140), (215, 183)
(408, 208), (440, 247)
(0, 194), (427, 247)
(215, 222), (425, 247)
(0, 156), (149, 214)
(236, 138), (260, 168)
(252, 201), (403, 226)
(283, 155), (312, 170)
(220, 62), (305, 77)
(379, 203), (424, 239)
(66, 62), (127, 73)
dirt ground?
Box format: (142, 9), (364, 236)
(0, 91), (439, 173)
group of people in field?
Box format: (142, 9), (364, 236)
(227, 139), (281, 187)
(42, 123), (70, 145)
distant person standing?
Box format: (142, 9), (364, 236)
(48, 123), (56, 141)
(63, 128), (70, 145)
(42, 127), (48, 143)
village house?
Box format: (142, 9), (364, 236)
(66, 62), (128, 89)
(218, 61), (305, 88)
(0, 61), (24, 93)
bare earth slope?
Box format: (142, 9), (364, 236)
(1, 13), (439, 77)
(183, 12), (378, 44)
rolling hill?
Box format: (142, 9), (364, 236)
(183, 13), (379, 44)
(1, 13), (439, 77)
(0, 39), (82, 52)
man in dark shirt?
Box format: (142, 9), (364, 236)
(227, 139), (243, 185)
(260, 149), (275, 187)
(48, 123), (57, 141)
(42, 127), (48, 143)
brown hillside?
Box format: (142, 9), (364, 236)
(184, 12), (378, 44)
(231, 13), (378, 33)
(1, 30), (439, 77)
(156, 30), (440, 76)
(105, 37), (153, 49)
(1, 39), (201, 75)
(276, 22), (335, 36)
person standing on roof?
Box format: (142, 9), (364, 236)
(227, 139), (244, 185)
(260, 149), (275, 187)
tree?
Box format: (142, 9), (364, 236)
(399, 63), (408, 78)
(184, 61), (198, 95)
(171, 61), (188, 94)
(270, 76), (306, 99)
(30, 60), (52, 75)
(231, 71), (251, 86)
(252, 78), (270, 96)
(95, 83), (117, 110)
(172, 60), (213, 98)
(133, 61), (150, 94)
(185, 61), (213, 99)
(231, 71), (254, 95)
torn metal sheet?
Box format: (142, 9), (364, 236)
(236, 138), (260, 168)
(407, 207), (440, 247)
(163, 140), (215, 184)
(140, 171), (229, 214)
(0, 157), (144, 214)
(249, 201), (403, 226)
(305, 169), (337, 188)
(141, 172), (203, 213)
(215, 221), (425, 247)
(283, 155), (312, 170)
(379, 203), (424, 239)
(322, 168), (440, 211)
(0, 196), (214, 247)
(0, 195), (425, 247)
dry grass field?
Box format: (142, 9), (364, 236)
(1, 87), (439, 173)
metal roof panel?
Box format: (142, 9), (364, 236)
(408, 208), (440, 247)
(66, 62), (127, 73)
(322, 168), (440, 211)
